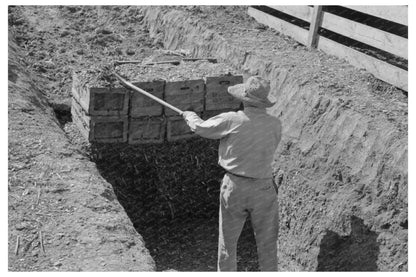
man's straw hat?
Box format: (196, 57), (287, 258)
(227, 76), (275, 108)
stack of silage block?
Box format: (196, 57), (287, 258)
(71, 71), (129, 143)
(204, 75), (244, 117)
(71, 60), (243, 144)
(121, 62), (205, 142)
(128, 79), (166, 144)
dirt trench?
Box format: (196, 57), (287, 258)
(83, 139), (264, 271)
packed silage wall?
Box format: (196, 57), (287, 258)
(139, 6), (408, 271)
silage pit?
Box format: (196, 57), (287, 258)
(89, 139), (260, 271)
(67, 59), (262, 271)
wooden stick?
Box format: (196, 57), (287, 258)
(167, 201), (175, 220)
(143, 60), (180, 66)
(39, 231), (45, 253)
(55, 172), (63, 180)
(113, 72), (184, 115)
(113, 60), (137, 65)
(15, 235), (20, 256)
(182, 58), (217, 63)
(114, 58), (217, 66)
(36, 187), (41, 205)
(114, 60), (179, 66)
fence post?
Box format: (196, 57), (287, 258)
(307, 5), (323, 48)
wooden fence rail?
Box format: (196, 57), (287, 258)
(248, 5), (408, 91)
(343, 5), (408, 25)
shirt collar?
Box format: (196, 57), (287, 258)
(244, 106), (267, 114)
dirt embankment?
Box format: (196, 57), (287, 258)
(139, 6), (408, 271)
(8, 10), (155, 271)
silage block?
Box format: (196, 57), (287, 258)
(130, 80), (165, 117)
(71, 98), (128, 143)
(167, 114), (200, 141)
(129, 116), (166, 144)
(72, 72), (129, 116)
(205, 75), (243, 110)
(164, 79), (205, 116)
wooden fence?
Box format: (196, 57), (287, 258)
(248, 6), (408, 91)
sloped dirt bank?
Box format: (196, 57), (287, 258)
(8, 36), (154, 271)
(140, 6), (408, 271)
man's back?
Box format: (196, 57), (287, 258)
(218, 107), (282, 178)
(184, 107), (281, 179)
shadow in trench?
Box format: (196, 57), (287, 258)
(91, 137), (259, 271)
(317, 215), (380, 271)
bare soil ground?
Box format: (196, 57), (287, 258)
(8, 5), (407, 271)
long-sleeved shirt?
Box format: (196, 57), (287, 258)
(184, 107), (282, 179)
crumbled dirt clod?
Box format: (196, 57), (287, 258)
(125, 48), (135, 55)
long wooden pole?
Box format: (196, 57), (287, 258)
(113, 72), (184, 115)
(114, 58), (217, 66)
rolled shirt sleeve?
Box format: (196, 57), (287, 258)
(183, 112), (233, 140)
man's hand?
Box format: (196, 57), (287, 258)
(182, 111), (197, 120)
(182, 111), (203, 132)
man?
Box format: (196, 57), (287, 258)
(182, 76), (282, 271)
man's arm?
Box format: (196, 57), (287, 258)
(182, 111), (233, 140)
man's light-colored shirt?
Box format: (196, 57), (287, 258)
(184, 107), (282, 179)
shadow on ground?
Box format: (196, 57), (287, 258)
(91, 138), (259, 271)
(317, 215), (380, 271)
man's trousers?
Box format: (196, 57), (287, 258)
(217, 173), (279, 271)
